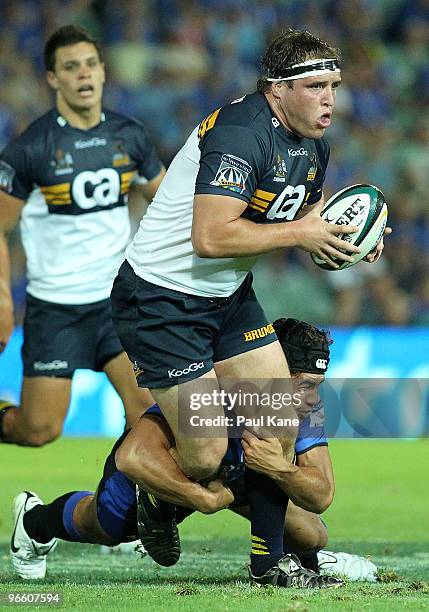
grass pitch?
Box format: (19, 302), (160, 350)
(0, 439), (428, 611)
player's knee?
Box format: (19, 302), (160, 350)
(180, 439), (227, 481)
(20, 422), (63, 447)
(309, 519), (329, 551)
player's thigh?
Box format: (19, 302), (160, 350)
(20, 376), (71, 431)
(151, 370), (228, 471)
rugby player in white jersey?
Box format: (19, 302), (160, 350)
(0, 26), (165, 446)
(110, 30), (387, 583)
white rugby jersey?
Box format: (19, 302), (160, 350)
(0, 109), (162, 304)
(126, 92), (329, 297)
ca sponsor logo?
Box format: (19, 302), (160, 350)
(34, 360), (68, 371)
(288, 148), (308, 157)
(168, 362), (204, 378)
(243, 324), (275, 342)
(72, 168), (120, 208)
(271, 117), (280, 128)
(315, 358), (327, 370)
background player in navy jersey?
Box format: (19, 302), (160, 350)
(111, 30), (387, 583)
(12, 318), (380, 587)
(0, 26), (165, 447)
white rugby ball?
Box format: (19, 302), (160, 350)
(311, 183), (388, 270)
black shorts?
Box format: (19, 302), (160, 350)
(111, 260), (277, 388)
(22, 294), (124, 378)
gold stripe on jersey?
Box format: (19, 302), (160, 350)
(41, 183), (71, 205)
(120, 171), (134, 194)
(249, 202), (266, 213)
(253, 189), (276, 202)
(251, 196), (269, 208)
(197, 108), (220, 140)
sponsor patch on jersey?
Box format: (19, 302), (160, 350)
(307, 153), (317, 181)
(0, 160), (15, 193)
(51, 149), (74, 175)
(210, 154), (252, 194)
(74, 137), (107, 149)
(273, 154), (287, 182)
(112, 143), (130, 167)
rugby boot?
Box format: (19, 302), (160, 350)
(11, 491), (57, 579)
(249, 553), (344, 588)
(318, 550), (378, 582)
(136, 488), (180, 566)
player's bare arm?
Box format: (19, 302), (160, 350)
(115, 415), (233, 514)
(242, 430), (334, 514)
(128, 167), (166, 216)
(0, 192), (24, 351)
(192, 193), (360, 268)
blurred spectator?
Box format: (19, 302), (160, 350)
(0, 0), (428, 326)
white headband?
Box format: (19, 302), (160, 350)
(265, 58), (341, 82)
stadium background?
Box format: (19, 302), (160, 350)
(1, 0), (428, 437)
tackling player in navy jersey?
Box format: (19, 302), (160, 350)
(111, 30), (387, 583)
(0, 26), (165, 446)
(12, 318), (370, 587)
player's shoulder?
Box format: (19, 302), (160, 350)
(102, 108), (146, 131)
(216, 92), (271, 131)
(4, 109), (57, 152)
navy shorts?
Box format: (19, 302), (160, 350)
(22, 293), (124, 378)
(111, 261), (277, 388)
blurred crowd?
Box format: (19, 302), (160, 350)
(2, 0), (429, 326)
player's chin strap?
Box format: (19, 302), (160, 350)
(273, 318), (331, 375)
(265, 58), (341, 82)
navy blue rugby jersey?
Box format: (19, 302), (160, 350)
(0, 109), (162, 304)
(127, 92), (329, 297)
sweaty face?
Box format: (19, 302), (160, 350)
(47, 42), (105, 113)
(292, 372), (325, 419)
(275, 73), (341, 139)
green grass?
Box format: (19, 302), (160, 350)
(0, 439), (428, 610)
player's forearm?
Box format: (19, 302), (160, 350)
(271, 462), (333, 514)
(192, 216), (302, 258)
(0, 232), (12, 295)
(117, 441), (214, 512)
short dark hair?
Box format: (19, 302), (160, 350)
(257, 29), (340, 93)
(44, 25), (103, 72)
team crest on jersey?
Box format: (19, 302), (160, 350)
(210, 154), (252, 194)
(307, 153), (317, 181)
(51, 149), (74, 175)
(0, 160), (15, 193)
(112, 142), (130, 167)
(273, 154), (287, 182)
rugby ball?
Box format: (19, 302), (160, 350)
(311, 184), (388, 270)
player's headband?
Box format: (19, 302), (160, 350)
(273, 318), (331, 375)
(265, 58), (341, 82)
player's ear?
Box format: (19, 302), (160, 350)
(100, 62), (106, 85)
(46, 71), (59, 91)
(271, 80), (284, 99)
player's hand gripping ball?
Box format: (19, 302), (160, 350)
(311, 184), (388, 270)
